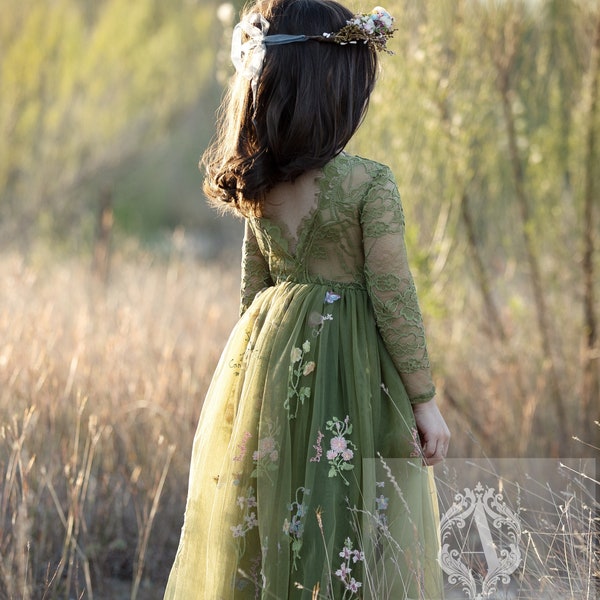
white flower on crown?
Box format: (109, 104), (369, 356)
(372, 7), (394, 29)
(362, 18), (376, 34)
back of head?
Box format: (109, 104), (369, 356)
(203, 0), (379, 214)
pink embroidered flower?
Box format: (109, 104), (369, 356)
(232, 430), (252, 462)
(335, 563), (352, 578)
(290, 347), (302, 363)
(330, 436), (348, 453)
(302, 361), (316, 376)
(341, 449), (354, 461)
(253, 436), (277, 461)
(258, 436), (275, 454)
(269, 450), (278, 462)
(336, 537), (364, 592)
(326, 449), (338, 460)
(310, 430), (324, 462)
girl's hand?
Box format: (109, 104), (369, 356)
(412, 398), (450, 466)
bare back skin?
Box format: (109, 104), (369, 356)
(260, 170), (321, 257)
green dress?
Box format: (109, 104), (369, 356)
(164, 154), (444, 599)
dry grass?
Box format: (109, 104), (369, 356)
(0, 244), (238, 599)
(0, 242), (597, 599)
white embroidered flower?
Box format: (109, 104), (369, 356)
(290, 347), (302, 362)
(244, 512), (258, 528)
(302, 340), (311, 353)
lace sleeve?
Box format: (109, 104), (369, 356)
(361, 167), (436, 403)
(240, 220), (273, 316)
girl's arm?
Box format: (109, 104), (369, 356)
(361, 166), (435, 403)
(361, 166), (450, 464)
(240, 220), (273, 316)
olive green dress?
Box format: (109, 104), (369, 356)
(164, 154), (444, 599)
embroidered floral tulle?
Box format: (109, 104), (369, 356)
(163, 154), (443, 600)
(240, 154), (435, 403)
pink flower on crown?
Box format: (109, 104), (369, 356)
(373, 7), (394, 29)
(363, 19), (376, 34)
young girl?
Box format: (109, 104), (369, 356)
(164, 1), (450, 598)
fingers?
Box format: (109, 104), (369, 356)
(412, 397), (451, 466)
(422, 439), (446, 466)
(421, 429), (451, 466)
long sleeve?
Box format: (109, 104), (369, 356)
(360, 167), (436, 403)
(240, 219), (273, 316)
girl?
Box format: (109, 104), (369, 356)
(164, 1), (450, 598)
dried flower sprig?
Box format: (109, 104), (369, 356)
(322, 7), (396, 53)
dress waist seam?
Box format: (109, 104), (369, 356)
(273, 278), (367, 291)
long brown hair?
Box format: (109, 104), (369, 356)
(202, 0), (379, 215)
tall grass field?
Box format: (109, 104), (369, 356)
(0, 243), (597, 599)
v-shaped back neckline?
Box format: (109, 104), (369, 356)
(254, 166), (328, 261)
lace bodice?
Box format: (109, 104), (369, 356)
(239, 153), (435, 403)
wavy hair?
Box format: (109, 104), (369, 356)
(202, 0), (379, 215)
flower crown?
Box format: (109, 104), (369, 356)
(322, 8), (396, 53)
(231, 7), (395, 106)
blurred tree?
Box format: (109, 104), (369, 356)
(350, 0), (599, 456)
(0, 0), (218, 246)
(0, 0), (597, 456)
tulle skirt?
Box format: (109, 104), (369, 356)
(164, 281), (443, 599)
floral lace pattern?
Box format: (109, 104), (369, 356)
(240, 153), (435, 402)
(165, 155), (442, 599)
